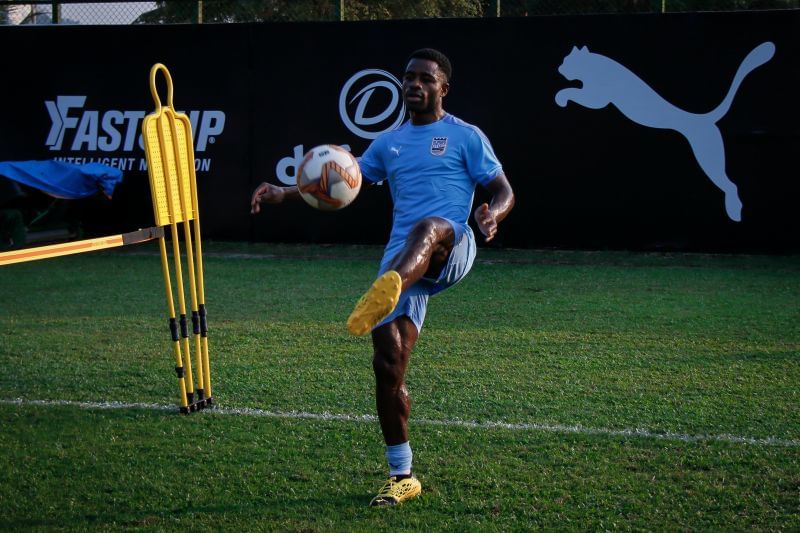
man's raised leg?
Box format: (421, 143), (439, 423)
(347, 217), (454, 336)
(387, 216), (455, 290)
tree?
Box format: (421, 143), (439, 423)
(343, 0), (484, 20)
(132, 0), (800, 23)
(134, 0), (485, 24)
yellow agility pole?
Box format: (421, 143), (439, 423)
(165, 81), (213, 404)
(157, 236), (190, 413)
(142, 63), (212, 412)
(163, 78), (208, 407)
(0, 227), (163, 267)
(163, 69), (212, 401)
(169, 65), (213, 405)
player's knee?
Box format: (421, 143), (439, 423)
(410, 217), (438, 235)
(372, 349), (404, 384)
(408, 217), (447, 247)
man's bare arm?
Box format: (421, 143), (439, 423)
(250, 182), (302, 214)
(473, 173), (515, 242)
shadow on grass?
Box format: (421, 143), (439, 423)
(8, 492), (370, 530)
(724, 350), (799, 363)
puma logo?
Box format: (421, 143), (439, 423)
(555, 42), (776, 222)
(390, 146), (402, 157)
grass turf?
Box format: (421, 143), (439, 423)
(0, 242), (797, 530)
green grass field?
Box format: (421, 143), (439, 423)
(0, 242), (798, 530)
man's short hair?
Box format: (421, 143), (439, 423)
(407, 48), (452, 82)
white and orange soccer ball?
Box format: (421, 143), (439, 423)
(296, 144), (362, 211)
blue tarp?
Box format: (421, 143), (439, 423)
(0, 161), (123, 200)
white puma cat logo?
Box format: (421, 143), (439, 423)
(390, 146), (401, 157)
(555, 42), (776, 222)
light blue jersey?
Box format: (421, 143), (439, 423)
(358, 113), (504, 331)
(360, 113), (503, 268)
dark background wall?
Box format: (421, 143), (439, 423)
(1, 10), (797, 252)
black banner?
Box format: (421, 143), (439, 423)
(1, 11), (797, 252)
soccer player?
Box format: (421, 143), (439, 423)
(251, 48), (514, 506)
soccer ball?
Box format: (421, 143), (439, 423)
(296, 144), (362, 211)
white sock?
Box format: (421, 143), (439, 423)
(386, 441), (412, 477)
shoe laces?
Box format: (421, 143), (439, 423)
(376, 476), (398, 496)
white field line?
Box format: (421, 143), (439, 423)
(2, 398), (798, 448)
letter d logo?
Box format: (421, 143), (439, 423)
(276, 145), (305, 185)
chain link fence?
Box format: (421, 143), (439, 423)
(1, 0), (798, 25)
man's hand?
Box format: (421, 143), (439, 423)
(474, 203), (497, 242)
(250, 182), (286, 214)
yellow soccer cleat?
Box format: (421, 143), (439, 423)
(369, 476), (422, 507)
(347, 270), (402, 336)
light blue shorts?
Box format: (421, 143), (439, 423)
(376, 219), (477, 333)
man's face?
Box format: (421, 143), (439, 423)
(402, 58), (449, 113)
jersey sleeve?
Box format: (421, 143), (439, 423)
(357, 137), (386, 184)
(465, 128), (504, 187)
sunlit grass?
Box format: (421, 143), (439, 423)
(0, 243), (797, 529)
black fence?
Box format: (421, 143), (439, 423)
(2, 0), (800, 25)
(0, 9), (798, 253)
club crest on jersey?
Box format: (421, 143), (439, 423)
(430, 137), (448, 156)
